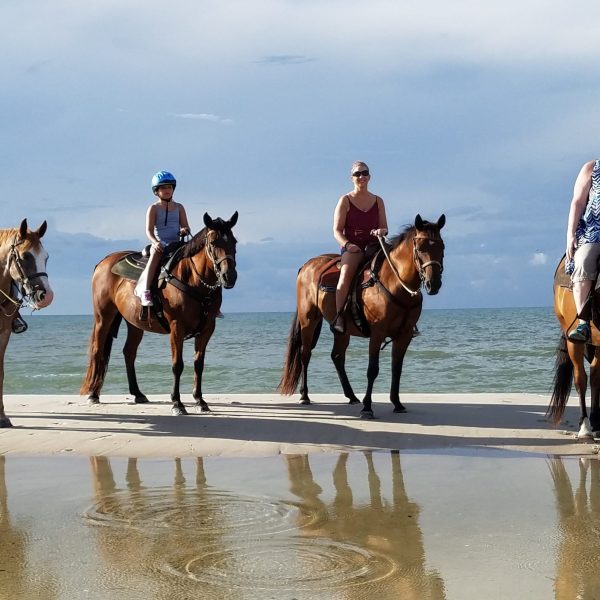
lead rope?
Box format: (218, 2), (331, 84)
(376, 235), (420, 297)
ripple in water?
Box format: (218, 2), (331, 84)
(83, 488), (319, 536)
(164, 538), (397, 591)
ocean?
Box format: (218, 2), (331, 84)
(3, 307), (560, 396)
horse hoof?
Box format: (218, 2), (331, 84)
(0, 418), (13, 428)
(88, 396), (100, 405)
(135, 395), (149, 404)
(195, 405), (211, 414)
(360, 410), (375, 420)
(299, 398), (311, 405)
(348, 398), (361, 405)
(393, 406), (407, 413)
(171, 406), (189, 416)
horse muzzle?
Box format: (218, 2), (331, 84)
(220, 270), (237, 289)
(33, 288), (54, 309)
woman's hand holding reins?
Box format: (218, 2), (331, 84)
(371, 228), (388, 238)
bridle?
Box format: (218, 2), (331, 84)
(187, 231), (236, 290)
(377, 231), (444, 297)
(0, 235), (48, 314)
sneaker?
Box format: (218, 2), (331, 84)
(568, 322), (591, 343)
(11, 316), (28, 334)
(140, 291), (153, 307)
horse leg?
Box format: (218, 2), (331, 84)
(0, 328), (11, 427)
(298, 318), (322, 405)
(330, 334), (361, 405)
(192, 324), (215, 413)
(361, 335), (386, 419)
(389, 333), (414, 414)
(123, 323), (149, 404)
(169, 327), (188, 416)
(567, 341), (592, 440)
(589, 347), (600, 435)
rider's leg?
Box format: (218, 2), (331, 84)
(332, 250), (363, 333)
(136, 247), (161, 306)
(569, 243), (600, 341)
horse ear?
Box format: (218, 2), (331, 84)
(437, 214), (446, 229)
(36, 221), (47, 239)
(203, 212), (213, 228)
(228, 211), (239, 228)
(19, 219), (28, 240)
(415, 214), (424, 230)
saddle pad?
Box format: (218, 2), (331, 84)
(317, 253), (380, 293)
(553, 256), (572, 289)
(111, 253), (147, 282)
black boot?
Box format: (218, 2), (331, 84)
(12, 315), (28, 334)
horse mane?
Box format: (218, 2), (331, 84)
(180, 219), (238, 259)
(387, 219), (441, 250)
(0, 229), (18, 246)
(387, 225), (415, 250)
(0, 228), (40, 250)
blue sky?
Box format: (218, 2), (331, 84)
(3, 0), (600, 314)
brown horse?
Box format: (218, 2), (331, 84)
(0, 220), (54, 427)
(548, 256), (600, 440)
(278, 214), (445, 418)
(80, 212), (238, 415)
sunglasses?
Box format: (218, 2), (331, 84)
(352, 170), (370, 177)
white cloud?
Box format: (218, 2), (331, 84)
(530, 252), (548, 266)
(168, 113), (233, 124)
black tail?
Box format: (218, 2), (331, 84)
(277, 311), (302, 395)
(547, 333), (573, 424)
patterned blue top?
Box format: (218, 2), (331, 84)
(576, 160), (600, 245)
(154, 204), (181, 245)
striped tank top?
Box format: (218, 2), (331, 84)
(154, 204), (181, 245)
(576, 160), (600, 245)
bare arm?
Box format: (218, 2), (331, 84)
(566, 161), (595, 260)
(145, 205), (159, 245)
(178, 203), (191, 235)
(371, 196), (388, 237)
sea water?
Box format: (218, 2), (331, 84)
(3, 307), (558, 396)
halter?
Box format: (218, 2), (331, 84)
(0, 236), (48, 314)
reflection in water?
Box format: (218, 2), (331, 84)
(548, 456), (600, 599)
(83, 452), (446, 598)
(0, 456), (58, 600)
(284, 451), (447, 599)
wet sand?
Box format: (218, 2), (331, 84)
(0, 392), (595, 457)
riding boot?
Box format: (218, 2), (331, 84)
(330, 312), (345, 335)
(12, 314), (28, 334)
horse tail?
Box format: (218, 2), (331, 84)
(80, 312), (123, 396)
(277, 311), (303, 395)
(547, 333), (573, 424)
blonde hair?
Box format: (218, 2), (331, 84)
(350, 161), (369, 175)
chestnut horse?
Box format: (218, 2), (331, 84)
(80, 212), (238, 415)
(548, 256), (600, 440)
(0, 220), (54, 427)
(278, 214), (445, 418)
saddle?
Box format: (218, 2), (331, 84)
(110, 241), (186, 286)
(554, 254), (600, 328)
(316, 245), (386, 337)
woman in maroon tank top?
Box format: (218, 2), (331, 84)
(331, 161), (389, 334)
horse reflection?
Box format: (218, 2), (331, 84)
(548, 456), (600, 598)
(0, 457), (58, 599)
(284, 451), (446, 599)
(88, 457), (240, 599)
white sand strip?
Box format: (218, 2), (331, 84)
(0, 393), (595, 458)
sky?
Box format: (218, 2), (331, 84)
(4, 0), (600, 314)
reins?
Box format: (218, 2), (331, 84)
(376, 235), (421, 297)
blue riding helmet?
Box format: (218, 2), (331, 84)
(151, 171), (177, 191)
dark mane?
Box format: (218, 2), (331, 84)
(387, 225), (415, 250)
(387, 219), (441, 250)
(181, 228), (208, 258)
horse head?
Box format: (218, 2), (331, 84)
(413, 214), (445, 295)
(9, 219), (53, 308)
(203, 211), (238, 289)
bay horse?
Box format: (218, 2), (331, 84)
(0, 220), (54, 427)
(80, 212), (238, 415)
(549, 256), (600, 440)
(278, 214), (445, 418)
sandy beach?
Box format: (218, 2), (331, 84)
(0, 392), (595, 457)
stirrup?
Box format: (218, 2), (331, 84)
(568, 322), (591, 343)
(12, 316), (28, 334)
